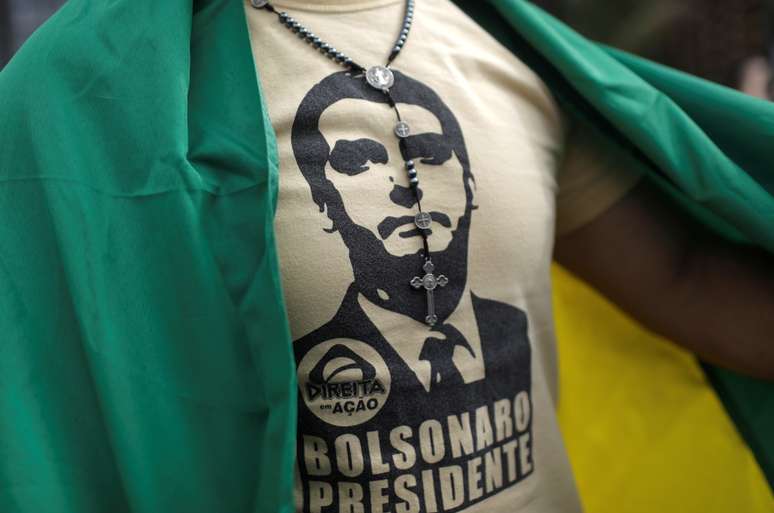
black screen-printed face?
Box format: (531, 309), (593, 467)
(291, 70), (477, 324)
(319, 100), (468, 257)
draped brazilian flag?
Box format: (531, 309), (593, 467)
(0, 0), (772, 512)
(456, 2), (774, 510)
(553, 265), (774, 512)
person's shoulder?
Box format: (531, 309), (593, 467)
(423, 0), (564, 139)
(1, 18), (53, 122)
(0, 10), (72, 182)
(0, 2), (198, 195)
(0, 4), (99, 148)
(428, 0), (544, 82)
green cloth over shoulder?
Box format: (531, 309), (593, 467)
(0, 0), (771, 511)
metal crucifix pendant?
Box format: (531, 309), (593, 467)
(410, 259), (449, 326)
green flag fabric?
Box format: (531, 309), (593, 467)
(458, 0), (774, 490)
(0, 2), (771, 513)
(0, 1), (296, 511)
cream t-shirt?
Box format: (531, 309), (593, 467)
(244, 1), (643, 512)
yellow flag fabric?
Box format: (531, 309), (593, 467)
(552, 265), (774, 512)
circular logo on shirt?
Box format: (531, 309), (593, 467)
(297, 338), (391, 427)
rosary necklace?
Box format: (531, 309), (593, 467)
(250, 0), (448, 327)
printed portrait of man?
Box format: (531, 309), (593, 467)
(289, 70), (535, 512)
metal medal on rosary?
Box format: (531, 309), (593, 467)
(253, 0), (448, 326)
(411, 260), (448, 326)
(365, 66), (395, 90)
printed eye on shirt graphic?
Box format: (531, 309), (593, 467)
(244, 0), (643, 512)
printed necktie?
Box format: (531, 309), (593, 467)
(419, 322), (474, 387)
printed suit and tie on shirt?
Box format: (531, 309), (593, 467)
(290, 70), (534, 513)
(245, 1), (646, 511)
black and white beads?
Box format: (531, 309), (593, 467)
(406, 160), (418, 187)
(276, 11), (361, 72)
(252, 0), (444, 323)
(251, 0), (414, 75)
(387, 0), (414, 65)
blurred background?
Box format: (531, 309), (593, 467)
(2, 0), (773, 98)
(537, 0), (774, 98)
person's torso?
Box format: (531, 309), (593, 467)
(243, 1), (583, 511)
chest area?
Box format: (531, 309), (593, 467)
(244, 1), (564, 339)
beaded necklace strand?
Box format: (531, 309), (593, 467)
(251, 0), (449, 326)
